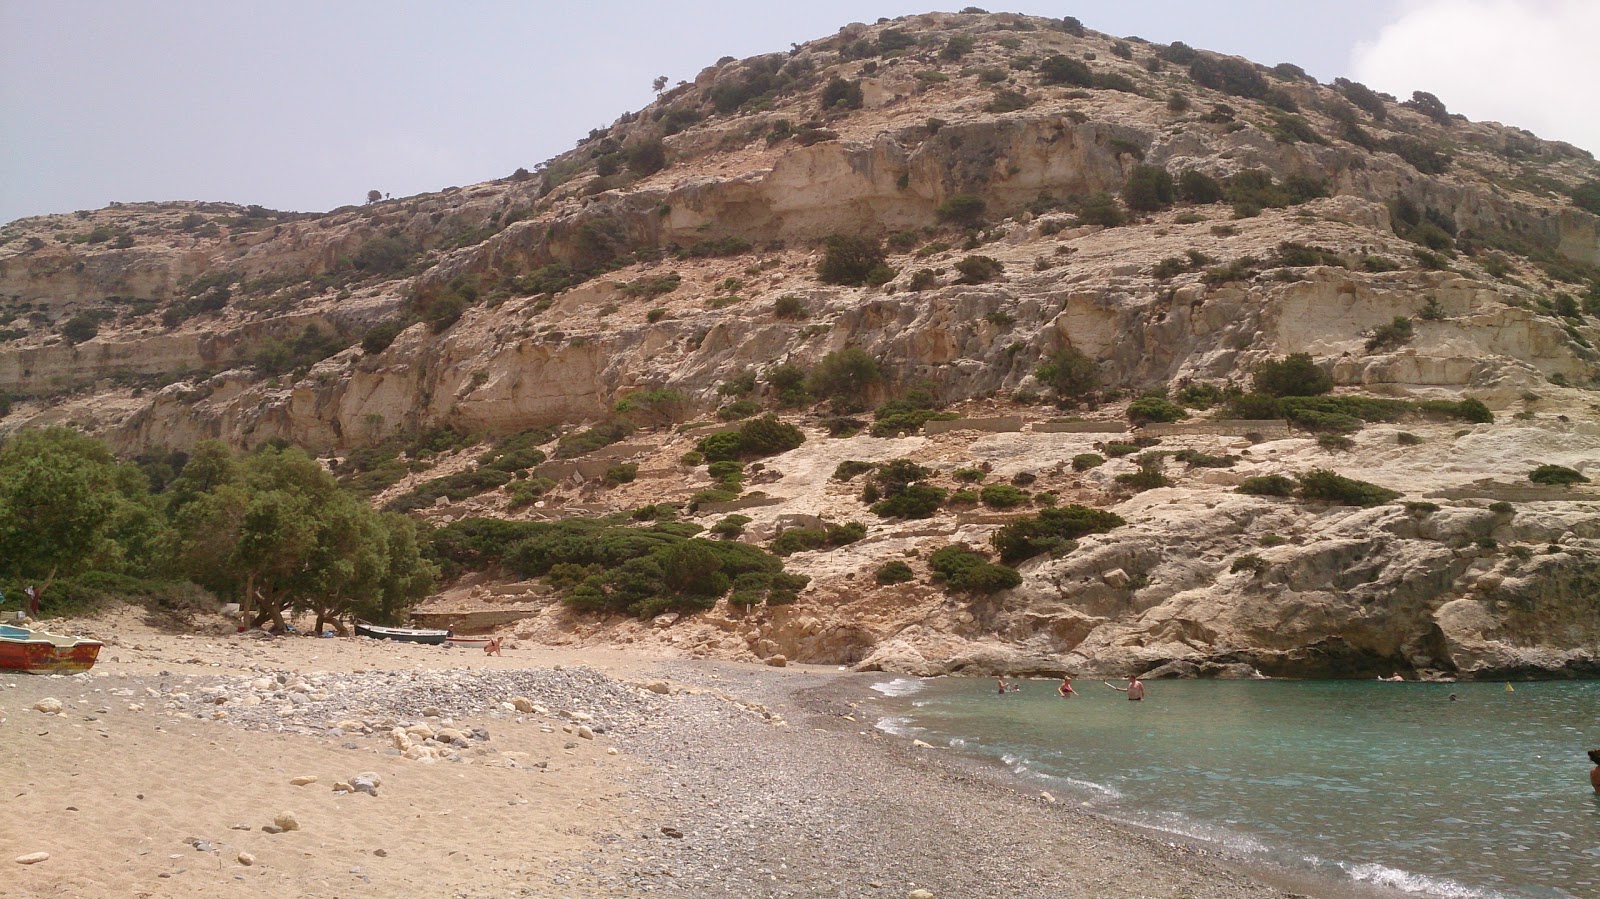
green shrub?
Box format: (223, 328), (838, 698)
(953, 467), (986, 483)
(1071, 453), (1104, 472)
(1296, 469), (1400, 506)
(1036, 347), (1098, 402)
(817, 235), (887, 286)
(955, 255), (1004, 284)
(60, 314), (100, 344)
(1230, 554), (1269, 575)
(556, 421), (634, 459)
(717, 399), (763, 421)
(1075, 192), (1126, 227)
(765, 363), (809, 408)
(871, 391), (953, 436)
(1416, 398), (1493, 424)
(1127, 396), (1187, 424)
(833, 460), (876, 481)
(875, 560), (915, 585)
(387, 468), (514, 512)
(1528, 464), (1588, 486)
(806, 348), (881, 409)
(936, 194), (987, 227)
(1237, 475), (1295, 497)
(773, 294), (807, 320)
(979, 484), (1030, 508)
(1102, 442), (1138, 458)
(505, 477), (556, 510)
(1396, 432), (1423, 446)
(696, 414), (806, 463)
(1177, 170), (1225, 204)
(1317, 434), (1355, 452)
(1488, 501), (1515, 515)
(871, 484), (947, 519)
(1253, 353), (1332, 397)
(614, 388), (691, 428)
(1038, 54), (1093, 86)
(1115, 457), (1171, 492)
(1173, 450), (1237, 468)
(604, 463), (639, 485)
(992, 504), (1125, 564)
(626, 138), (668, 176)
(928, 544), (1021, 594)
(362, 319), (405, 355)
(1404, 501), (1439, 516)
(1188, 55), (1268, 99)
(771, 521), (866, 555)
(985, 89), (1032, 113)
(711, 514), (751, 539)
(1365, 316), (1415, 353)
(1123, 165), (1175, 212)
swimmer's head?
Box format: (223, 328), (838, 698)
(1589, 748), (1600, 765)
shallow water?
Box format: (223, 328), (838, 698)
(872, 678), (1600, 898)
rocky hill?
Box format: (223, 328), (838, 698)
(3, 11), (1598, 678)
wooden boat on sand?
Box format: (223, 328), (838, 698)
(0, 624), (104, 674)
(445, 634), (494, 650)
(353, 621), (449, 645)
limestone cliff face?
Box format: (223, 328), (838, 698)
(3, 11), (1599, 677)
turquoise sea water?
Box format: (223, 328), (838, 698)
(871, 678), (1600, 898)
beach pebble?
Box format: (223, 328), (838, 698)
(765, 655), (788, 667)
(645, 682), (670, 694)
(577, 725), (594, 740)
(261, 825), (283, 835)
(422, 706), (441, 717)
(290, 776), (318, 786)
(607, 747), (619, 756)
(1039, 790), (1057, 803)
(510, 697), (536, 712)
(333, 782), (352, 793)
(237, 852), (255, 866)
(908, 891), (934, 899)
(273, 813), (299, 832)
(33, 698), (63, 714)
(14, 852), (49, 865)
(911, 739), (934, 749)
(351, 773), (380, 795)
(660, 826), (683, 839)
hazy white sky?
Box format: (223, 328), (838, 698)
(1, 1), (1591, 225)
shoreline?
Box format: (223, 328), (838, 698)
(2, 613), (1421, 898)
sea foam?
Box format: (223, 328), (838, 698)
(869, 677), (926, 698)
(1342, 863), (1499, 898)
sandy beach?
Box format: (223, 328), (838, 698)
(1, 609), (1398, 899)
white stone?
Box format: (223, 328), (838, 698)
(273, 813), (299, 832)
(290, 776), (318, 786)
(33, 698), (63, 714)
(14, 852), (50, 865)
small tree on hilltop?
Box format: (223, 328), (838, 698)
(1123, 164), (1175, 212)
(366, 190), (382, 204)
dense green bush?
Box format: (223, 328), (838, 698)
(1529, 464), (1588, 486)
(1177, 170), (1225, 204)
(1173, 450), (1237, 468)
(770, 521), (866, 556)
(1416, 398), (1493, 424)
(1253, 353), (1332, 397)
(1127, 396), (1187, 424)
(833, 460), (877, 481)
(821, 76), (865, 110)
(928, 544), (1021, 594)
(1038, 54), (1093, 87)
(1237, 474), (1295, 497)
(979, 484), (1030, 508)
(491, 517), (806, 617)
(1075, 192), (1126, 227)
(870, 484), (947, 519)
(1296, 469), (1400, 506)
(871, 391), (953, 436)
(626, 138), (668, 176)
(936, 194), (987, 227)
(696, 414), (805, 462)
(817, 235), (888, 286)
(1189, 55), (1268, 100)
(1123, 165), (1175, 212)
(954, 255), (1004, 284)
(808, 348), (881, 407)
(1036, 347), (1099, 402)
(992, 504), (1125, 564)
(874, 560), (915, 585)
(1071, 453), (1104, 472)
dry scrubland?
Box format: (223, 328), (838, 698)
(2, 12), (1599, 684)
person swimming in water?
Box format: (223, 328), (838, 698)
(1057, 675), (1076, 698)
(1589, 748), (1600, 794)
(996, 676), (1009, 694)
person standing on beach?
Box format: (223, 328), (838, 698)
(1589, 749), (1600, 794)
(1057, 676), (1076, 698)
